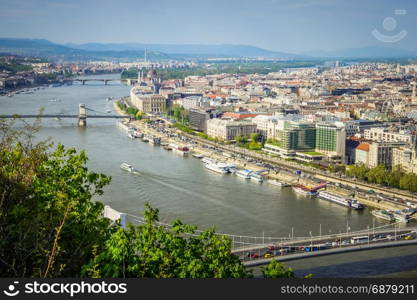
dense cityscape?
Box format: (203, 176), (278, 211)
(2, 0), (417, 296)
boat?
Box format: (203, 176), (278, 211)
(317, 191), (364, 210)
(170, 144), (189, 156)
(127, 132), (136, 139)
(142, 137), (149, 143)
(204, 163), (228, 174)
(392, 210), (411, 223)
(163, 145), (172, 151)
(218, 162), (237, 173)
(371, 209), (395, 222)
(268, 179), (290, 187)
(133, 131), (144, 138)
(236, 169), (252, 179)
(107, 110), (112, 113)
(292, 184), (317, 197)
(120, 162), (140, 174)
(149, 137), (161, 145)
(192, 153), (204, 159)
(202, 157), (214, 164)
(250, 172), (264, 182)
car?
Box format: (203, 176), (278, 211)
(386, 235), (394, 240)
(341, 240), (350, 245)
(267, 245), (278, 250)
(405, 235), (414, 240)
(246, 253), (260, 259)
(263, 253), (274, 258)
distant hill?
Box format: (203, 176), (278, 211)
(66, 42), (308, 59)
(304, 46), (417, 58)
(0, 38), (168, 61)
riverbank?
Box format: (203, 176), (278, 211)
(112, 99), (411, 212)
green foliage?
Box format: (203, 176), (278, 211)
(261, 259), (295, 278)
(235, 135), (248, 145)
(135, 111), (144, 120)
(169, 105), (189, 124)
(117, 101), (127, 111)
(0, 119), (310, 279)
(0, 119), (112, 277)
(82, 203), (252, 278)
(346, 164), (417, 192)
(0, 57), (33, 73)
(197, 132), (209, 139)
(173, 122), (194, 134)
(266, 138), (283, 148)
(250, 132), (262, 143)
(120, 61), (322, 81)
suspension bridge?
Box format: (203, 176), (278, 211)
(103, 205), (417, 266)
(0, 103), (131, 127)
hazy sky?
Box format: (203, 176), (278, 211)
(0, 0), (416, 53)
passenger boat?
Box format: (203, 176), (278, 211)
(317, 191), (364, 210)
(170, 144), (189, 156)
(133, 131), (144, 138)
(218, 163), (237, 173)
(204, 163), (228, 174)
(149, 137), (161, 145)
(202, 157), (214, 164)
(292, 184), (317, 197)
(236, 169), (252, 179)
(268, 179), (290, 187)
(371, 209), (395, 221)
(120, 163), (140, 174)
(250, 172), (264, 182)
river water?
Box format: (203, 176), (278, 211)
(0, 74), (395, 238)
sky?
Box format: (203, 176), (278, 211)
(0, 0), (416, 54)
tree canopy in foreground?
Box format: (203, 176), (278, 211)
(0, 118), (295, 278)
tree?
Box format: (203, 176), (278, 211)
(0, 118), (112, 277)
(235, 135), (248, 146)
(261, 259), (295, 278)
(0, 119), (302, 279)
(82, 204), (252, 278)
(250, 132), (261, 143)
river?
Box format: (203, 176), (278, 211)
(0, 74), (398, 239)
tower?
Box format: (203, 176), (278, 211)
(78, 103), (87, 127)
(412, 82), (417, 104)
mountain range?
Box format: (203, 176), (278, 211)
(1, 38), (416, 61)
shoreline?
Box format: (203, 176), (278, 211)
(112, 99), (411, 211)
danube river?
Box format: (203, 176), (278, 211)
(0, 74), (392, 238)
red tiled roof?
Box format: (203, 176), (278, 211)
(356, 143), (370, 152)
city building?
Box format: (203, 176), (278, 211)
(364, 127), (415, 146)
(368, 141), (406, 169)
(130, 88), (167, 113)
(315, 122), (346, 163)
(355, 142), (370, 165)
(188, 108), (220, 132)
(206, 118), (257, 141)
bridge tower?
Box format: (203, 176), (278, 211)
(78, 103), (87, 127)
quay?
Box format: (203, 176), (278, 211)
(112, 100), (416, 211)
